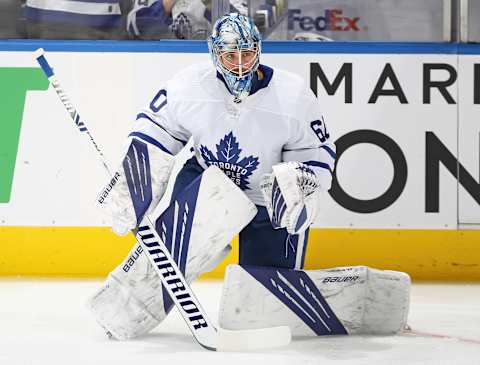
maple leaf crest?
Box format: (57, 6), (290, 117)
(200, 132), (259, 190)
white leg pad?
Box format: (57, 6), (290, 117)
(88, 166), (257, 340)
(219, 265), (411, 336)
(87, 244), (169, 340)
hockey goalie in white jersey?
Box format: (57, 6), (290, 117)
(88, 13), (410, 340)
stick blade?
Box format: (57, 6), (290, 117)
(217, 326), (291, 352)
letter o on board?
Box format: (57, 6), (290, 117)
(330, 129), (408, 213)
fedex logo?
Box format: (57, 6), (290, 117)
(288, 9), (362, 32)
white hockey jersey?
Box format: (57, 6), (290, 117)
(131, 62), (336, 205)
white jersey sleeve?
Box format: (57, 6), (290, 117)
(131, 86), (191, 156)
(282, 89), (336, 192)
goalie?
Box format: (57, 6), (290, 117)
(88, 13), (409, 340)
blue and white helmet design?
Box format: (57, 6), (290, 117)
(208, 13), (262, 102)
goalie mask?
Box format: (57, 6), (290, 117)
(208, 13), (262, 102)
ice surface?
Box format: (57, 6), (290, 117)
(0, 280), (479, 365)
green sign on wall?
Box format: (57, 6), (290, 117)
(0, 68), (49, 203)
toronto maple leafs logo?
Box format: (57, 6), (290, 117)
(200, 132), (259, 190)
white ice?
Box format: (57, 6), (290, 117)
(0, 280), (479, 365)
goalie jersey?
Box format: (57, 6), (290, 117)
(131, 62), (336, 205)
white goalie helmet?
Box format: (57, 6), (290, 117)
(208, 13), (262, 102)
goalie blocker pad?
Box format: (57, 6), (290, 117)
(219, 265), (410, 336)
(88, 166), (257, 340)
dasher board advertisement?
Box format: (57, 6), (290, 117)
(0, 42), (478, 229)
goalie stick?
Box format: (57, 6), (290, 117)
(34, 48), (291, 352)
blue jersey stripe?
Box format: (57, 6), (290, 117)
(320, 145), (336, 160)
(128, 132), (172, 155)
(136, 113), (187, 146)
(304, 160), (333, 175)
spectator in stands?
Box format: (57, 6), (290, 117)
(126, 0), (178, 39)
(21, 0), (130, 39)
(21, 0), (208, 40)
(0, 0), (24, 38)
(127, 0), (246, 40)
(127, 0), (210, 40)
(20, 0), (245, 40)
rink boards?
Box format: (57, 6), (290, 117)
(0, 41), (479, 280)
